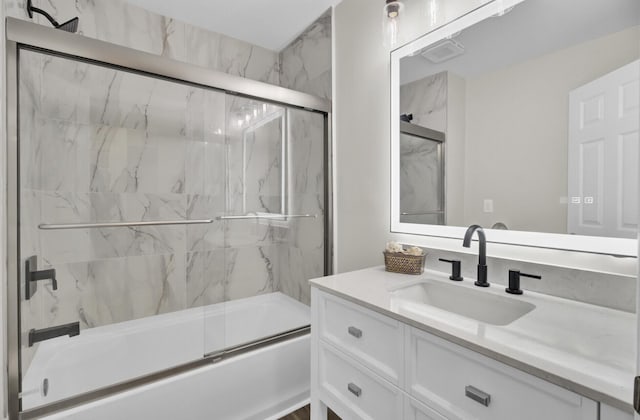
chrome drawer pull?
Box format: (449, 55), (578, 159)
(465, 385), (491, 406)
(348, 382), (362, 397)
(348, 326), (363, 338)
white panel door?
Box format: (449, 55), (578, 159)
(568, 60), (639, 238)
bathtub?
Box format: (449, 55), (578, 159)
(22, 292), (311, 419)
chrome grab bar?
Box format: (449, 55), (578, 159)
(401, 211), (444, 216)
(216, 214), (317, 220)
(38, 219), (214, 230)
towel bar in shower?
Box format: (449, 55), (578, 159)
(38, 219), (214, 230)
(216, 214), (318, 220)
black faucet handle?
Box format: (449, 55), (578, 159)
(439, 258), (463, 281)
(506, 270), (541, 295)
(50, 271), (58, 291)
(25, 256), (58, 299)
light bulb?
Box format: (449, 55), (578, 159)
(383, 1), (404, 48)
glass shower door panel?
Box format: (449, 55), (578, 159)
(281, 108), (326, 306)
(17, 49), (225, 409)
(399, 132), (445, 225)
(207, 98), (318, 356)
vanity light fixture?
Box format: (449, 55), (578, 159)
(383, 0), (404, 47)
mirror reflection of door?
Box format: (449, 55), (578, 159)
(396, 0), (639, 238)
(568, 60), (639, 238)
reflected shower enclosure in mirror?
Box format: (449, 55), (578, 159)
(390, 0), (640, 255)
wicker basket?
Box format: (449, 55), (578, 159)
(383, 251), (426, 275)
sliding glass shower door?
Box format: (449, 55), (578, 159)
(15, 45), (328, 413)
(17, 48), (225, 409)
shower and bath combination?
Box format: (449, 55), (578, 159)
(5, 16), (331, 420)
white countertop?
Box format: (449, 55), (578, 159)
(310, 266), (636, 412)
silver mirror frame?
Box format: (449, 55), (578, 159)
(390, 0), (637, 257)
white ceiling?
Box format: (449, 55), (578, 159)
(401, 0), (640, 84)
(125, 0), (341, 51)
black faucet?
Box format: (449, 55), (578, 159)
(29, 322), (80, 347)
(463, 225), (489, 287)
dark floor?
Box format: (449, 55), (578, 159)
(279, 404), (341, 420)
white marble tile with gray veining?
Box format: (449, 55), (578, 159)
(400, 71), (447, 132)
(78, 253), (186, 328)
(86, 193), (187, 260)
(89, 126), (187, 195)
(288, 108), (325, 197)
(279, 9), (332, 99)
(39, 191), (92, 264)
(186, 25), (279, 84)
(11, 0), (332, 337)
(186, 194), (224, 252)
(223, 217), (284, 249)
(224, 246), (278, 301)
(243, 118), (283, 213)
(19, 0), (187, 61)
(29, 117), (90, 192)
(38, 53), (91, 124)
(89, 70), (193, 138)
(285, 217), (325, 251)
(279, 246), (324, 306)
(41, 261), (86, 328)
(186, 250), (225, 308)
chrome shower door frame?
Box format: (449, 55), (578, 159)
(5, 17), (333, 420)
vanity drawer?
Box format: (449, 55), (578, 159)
(405, 394), (449, 420)
(406, 327), (598, 420)
(317, 291), (404, 385)
(319, 341), (403, 420)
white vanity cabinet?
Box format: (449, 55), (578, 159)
(311, 289), (601, 420)
(406, 327), (597, 420)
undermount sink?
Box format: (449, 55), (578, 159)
(391, 280), (536, 326)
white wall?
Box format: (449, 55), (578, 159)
(463, 26), (640, 233)
(445, 72), (467, 226)
(334, 0), (489, 273)
(333, 0), (636, 277)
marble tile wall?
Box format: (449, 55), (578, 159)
(18, 49), (231, 369)
(279, 109), (326, 305)
(11, 0), (330, 370)
(5, 0), (280, 84)
(6, 0), (334, 91)
(279, 9), (332, 100)
(400, 71), (447, 132)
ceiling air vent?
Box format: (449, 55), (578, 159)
(420, 38), (465, 63)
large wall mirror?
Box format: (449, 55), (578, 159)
(391, 0), (640, 256)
